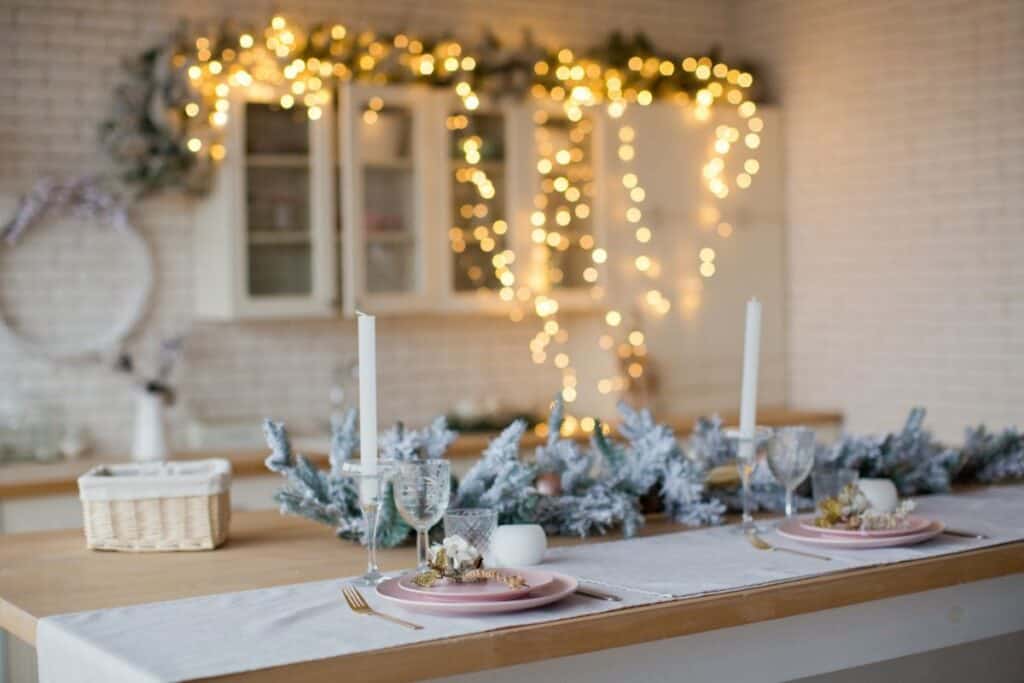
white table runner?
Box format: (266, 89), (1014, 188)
(37, 485), (1024, 682)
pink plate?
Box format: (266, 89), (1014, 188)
(396, 568), (555, 602)
(798, 515), (933, 538)
(777, 517), (944, 549)
(377, 572), (578, 616)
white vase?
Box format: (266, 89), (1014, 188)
(132, 391), (169, 462)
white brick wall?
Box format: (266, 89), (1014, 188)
(10, 0), (1015, 453)
(735, 0), (1024, 440)
(0, 0), (748, 454)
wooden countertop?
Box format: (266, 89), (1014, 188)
(0, 408), (842, 500)
(1, 497), (1021, 682)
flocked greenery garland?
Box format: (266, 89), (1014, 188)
(263, 400), (1023, 548)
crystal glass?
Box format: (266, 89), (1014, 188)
(766, 426), (817, 519)
(444, 508), (498, 565)
(340, 460), (397, 586)
(394, 460), (451, 572)
(812, 467), (860, 508)
(725, 427), (774, 533)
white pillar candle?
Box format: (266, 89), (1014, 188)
(738, 297), (762, 459)
(357, 312), (378, 504)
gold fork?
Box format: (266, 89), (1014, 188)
(342, 585), (423, 630)
(746, 531), (831, 561)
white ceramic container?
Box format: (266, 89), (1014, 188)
(857, 478), (899, 512)
(492, 524), (547, 566)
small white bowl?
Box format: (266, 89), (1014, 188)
(492, 524), (547, 566)
(858, 478), (899, 512)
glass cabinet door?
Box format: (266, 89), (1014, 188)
(359, 97), (418, 295)
(448, 111), (509, 293)
(244, 102), (315, 297)
(237, 98), (336, 317)
(340, 84), (430, 313)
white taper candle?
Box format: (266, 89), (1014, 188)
(738, 297), (762, 459)
(357, 312), (379, 504)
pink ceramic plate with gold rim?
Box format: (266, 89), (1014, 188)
(377, 572), (578, 615)
(777, 517), (944, 549)
(798, 515), (934, 538)
(396, 568), (555, 602)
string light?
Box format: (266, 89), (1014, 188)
(175, 18), (761, 413)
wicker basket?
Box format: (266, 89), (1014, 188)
(78, 459), (232, 552)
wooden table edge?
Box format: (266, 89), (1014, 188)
(199, 543), (1024, 682)
(3, 539), (1003, 682)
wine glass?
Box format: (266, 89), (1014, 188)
(766, 426), (817, 519)
(394, 460), (451, 572)
(725, 427), (773, 533)
(339, 460), (397, 586)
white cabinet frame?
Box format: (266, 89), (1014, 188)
(194, 89), (337, 320)
(195, 85), (605, 321)
(339, 83), (437, 316)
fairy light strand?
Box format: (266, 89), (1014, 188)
(177, 16), (762, 425)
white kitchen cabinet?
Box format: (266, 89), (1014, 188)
(339, 84), (440, 315)
(436, 96), (608, 314)
(194, 91), (337, 320)
(194, 85), (608, 320)
(436, 96), (525, 313)
(525, 102), (609, 313)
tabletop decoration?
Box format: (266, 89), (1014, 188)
(492, 524), (548, 566)
(690, 415), (813, 514)
(854, 478), (899, 512)
(411, 535), (529, 590)
(813, 483), (917, 531)
(957, 423), (1024, 484)
(264, 413), (456, 548)
(264, 399), (1022, 548)
(426, 535), (483, 576)
(823, 407), (1024, 495)
(456, 397), (727, 537)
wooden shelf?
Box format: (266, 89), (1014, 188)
(248, 231), (311, 246)
(246, 153), (309, 168)
(364, 159), (413, 171)
(450, 159), (504, 172)
(365, 231), (414, 245)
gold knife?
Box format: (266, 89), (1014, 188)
(943, 528), (990, 539)
(575, 586), (622, 602)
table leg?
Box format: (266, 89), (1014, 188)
(0, 507), (5, 683)
(0, 628), (8, 683)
